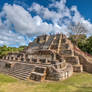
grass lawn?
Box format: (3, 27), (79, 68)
(0, 72), (92, 92)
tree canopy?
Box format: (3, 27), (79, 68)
(69, 35), (92, 55)
(0, 45), (26, 57)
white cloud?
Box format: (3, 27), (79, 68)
(3, 4), (53, 37)
(50, 0), (66, 10)
(29, 2), (61, 23)
(0, 0), (92, 46)
(71, 6), (92, 35)
(0, 11), (26, 46)
(0, 3), (54, 46)
(29, 0), (92, 35)
(0, 23), (26, 46)
(71, 6), (82, 24)
(29, 0), (71, 24)
(28, 0), (72, 34)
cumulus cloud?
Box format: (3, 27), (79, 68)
(0, 0), (92, 46)
(71, 6), (83, 24)
(70, 6), (92, 34)
(0, 20), (26, 46)
(29, 3), (59, 21)
(29, 0), (71, 24)
(29, 0), (92, 35)
(3, 4), (54, 37)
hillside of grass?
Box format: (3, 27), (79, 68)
(0, 72), (92, 92)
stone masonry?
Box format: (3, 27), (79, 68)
(0, 33), (92, 81)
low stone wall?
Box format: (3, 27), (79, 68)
(0, 61), (6, 69)
(75, 52), (92, 73)
(46, 64), (73, 81)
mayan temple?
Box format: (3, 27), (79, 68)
(0, 33), (92, 81)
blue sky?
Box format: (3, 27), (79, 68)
(67, 0), (92, 22)
(0, 0), (92, 47)
(0, 0), (92, 21)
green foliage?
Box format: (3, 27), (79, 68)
(86, 36), (92, 55)
(0, 45), (26, 57)
(69, 34), (92, 55)
(69, 34), (87, 45)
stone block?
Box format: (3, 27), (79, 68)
(64, 56), (79, 65)
(30, 72), (45, 81)
(73, 65), (83, 72)
(61, 50), (73, 55)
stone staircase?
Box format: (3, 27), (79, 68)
(43, 35), (55, 49)
(74, 46), (92, 73)
(30, 66), (47, 81)
(50, 34), (60, 50)
(60, 37), (74, 56)
(0, 63), (35, 80)
(60, 36), (83, 72)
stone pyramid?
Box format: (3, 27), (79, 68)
(0, 33), (92, 81)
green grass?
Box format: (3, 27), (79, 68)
(0, 74), (17, 83)
(0, 73), (92, 92)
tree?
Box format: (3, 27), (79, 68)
(0, 45), (25, 57)
(86, 36), (92, 55)
(68, 22), (88, 45)
(69, 34), (87, 45)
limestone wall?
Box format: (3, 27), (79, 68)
(75, 52), (92, 73)
(64, 56), (80, 65)
(0, 61), (6, 69)
(46, 64), (73, 81)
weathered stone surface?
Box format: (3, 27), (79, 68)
(64, 56), (80, 65)
(1, 33), (92, 81)
(73, 65), (83, 72)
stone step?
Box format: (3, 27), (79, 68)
(0, 62), (35, 80)
(8, 70), (31, 74)
(61, 43), (70, 49)
(43, 35), (54, 49)
(9, 71), (31, 75)
(9, 72), (30, 77)
(64, 56), (80, 65)
(9, 69), (32, 72)
(13, 66), (33, 70)
(2, 64), (35, 80)
(8, 71), (31, 80)
(11, 74), (27, 80)
(61, 50), (73, 55)
(8, 71), (31, 75)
